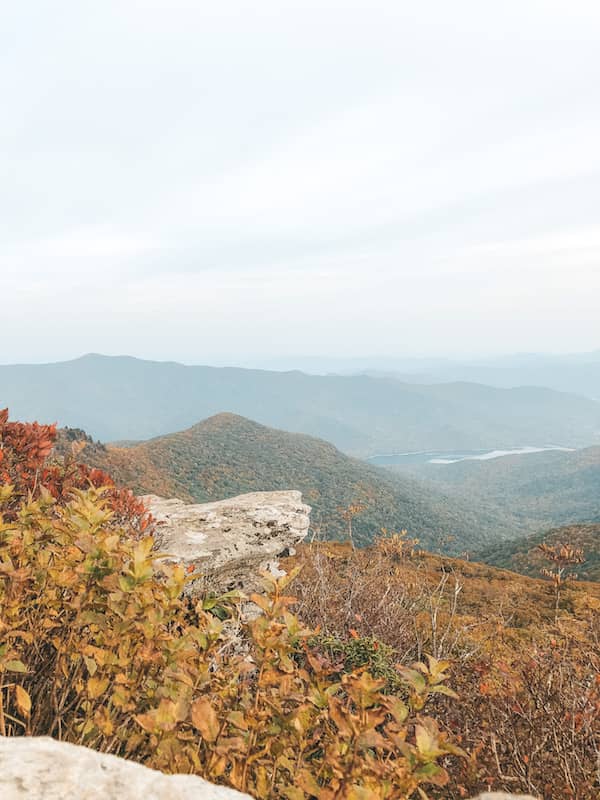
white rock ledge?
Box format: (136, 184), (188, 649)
(0, 736), (252, 800)
(144, 490), (311, 593)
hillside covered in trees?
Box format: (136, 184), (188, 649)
(3, 406), (600, 799)
(478, 522), (600, 583)
(393, 444), (600, 533)
(55, 413), (531, 553)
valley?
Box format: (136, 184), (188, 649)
(55, 413), (527, 552)
(54, 409), (600, 576)
(5, 355), (599, 580)
(389, 443), (600, 528)
(367, 444), (574, 466)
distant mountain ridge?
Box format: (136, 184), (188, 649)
(54, 413), (530, 552)
(359, 350), (600, 401)
(3, 353), (600, 456)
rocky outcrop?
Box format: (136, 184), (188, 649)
(0, 737), (540, 799)
(0, 736), (252, 799)
(145, 490), (311, 593)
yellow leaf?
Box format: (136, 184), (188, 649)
(227, 710), (249, 731)
(84, 656), (97, 676)
(14, 685), (31, 717)
(255, 766), (270, 798)
(134, 712), (156, 732)
(191, 696), (220, 742)
(328, 696), (355, 738)
(87, 676), (109, 699)
(94, 706), (114, 736)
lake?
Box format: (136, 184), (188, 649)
(366, 445), (574, 467)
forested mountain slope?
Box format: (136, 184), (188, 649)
(477, 522), (600, 583)
(4, 353), (600, 455)
(55, 413), (528, 552)
(393, 445), (600, 531)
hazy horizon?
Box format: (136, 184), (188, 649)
(2, 348), (600, 371)
(3, 1), (600, 364)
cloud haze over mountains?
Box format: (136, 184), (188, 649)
(2, 1), (600, 363)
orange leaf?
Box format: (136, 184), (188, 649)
(191, 696), (220, 742)
(14, 685), (31, 717)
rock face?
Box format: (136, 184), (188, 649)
(144, 490), (311, 593)
(0, 736), (252, 800)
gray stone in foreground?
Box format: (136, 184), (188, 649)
(0, 736), (252, 800)
(144, 490), (311, 593)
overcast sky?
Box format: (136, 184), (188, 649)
(2, 1), (600, 365)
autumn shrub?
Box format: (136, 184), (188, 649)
(286, 540), (600, 799)
(0, 474), (466, 798)
(375, 529), (421, 564)
(287, 539), (480, 663)
(307, 634), (406, 693)
(448, 643), (600, 799)
(0, 408), (151, 534)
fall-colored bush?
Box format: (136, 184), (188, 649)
(0, 419), (465, 799)
(3, 410), (598, 798)
(286, 537), (600, 799)
(0, 408), (151, 534)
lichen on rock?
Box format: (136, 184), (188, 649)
(144, 490), (311, 593)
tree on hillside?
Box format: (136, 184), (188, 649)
(337, 502), (367, 550)
(538, 541), (585, 621)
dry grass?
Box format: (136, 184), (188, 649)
(284, 535), (600, 799)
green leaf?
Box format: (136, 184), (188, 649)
(428, 684), (458, 698)
(414, 762), (449, 786)
(386, 695), (409, 723)
(4, 659), (27, 673)
(398, 666), (426, 692)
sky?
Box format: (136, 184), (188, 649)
(2, 1), (600, 366)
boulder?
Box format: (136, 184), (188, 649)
(0, 736), (252, 799)
(144, 490), (311, 593)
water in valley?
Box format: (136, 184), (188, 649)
(367, 445), (574, 467)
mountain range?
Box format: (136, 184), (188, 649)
(46, 408), (600, 579)
(3, 353), (600, 455)
(259, 350), (600, 400)
(359, 351), (600, 401)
